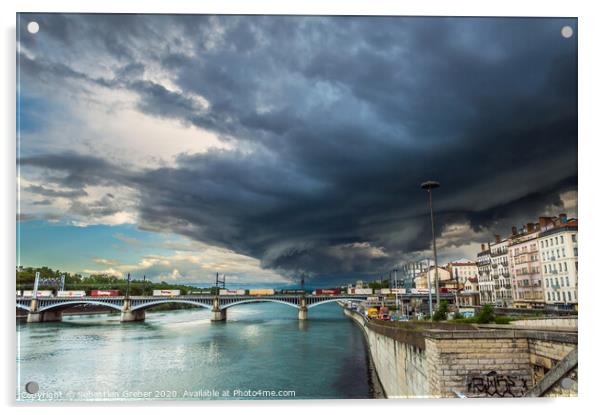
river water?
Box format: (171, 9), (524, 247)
(17, 302), (376, 401)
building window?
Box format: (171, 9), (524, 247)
(566, 276), (569, 286)
(555, 237), (558, 245)
(564, 262), (568, 272)
(572, 234), (577, 242)
(562, 292), (566, 302)
(547, 292), (551, 301)
(568, 291), (572, 301)
(562, 248), (566, 257)
(545, 240), (549, 247)
(574, 247), (578, 256)
(560, 235), (564, 244)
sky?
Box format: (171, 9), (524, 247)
(16, 14), (577, 287)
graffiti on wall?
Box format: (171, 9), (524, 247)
(467, 371), (529, 397)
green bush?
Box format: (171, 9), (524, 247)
(476, 304), (496, 324)
(432, 300), (449, 321)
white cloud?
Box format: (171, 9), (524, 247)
(84, 237), (291, 284)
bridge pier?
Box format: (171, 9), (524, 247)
(210, 308), (227, 321)
(298, 306), (308, 320)
(120, 309), (146, 322)
(121, 299), (145, 322)
(210, 297), (227, 321)
(298, 297), (308, 320)
(27, 310), (62, 323)
(26, 298), (63, 323)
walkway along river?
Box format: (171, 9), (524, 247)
(17, 302), (382, 401)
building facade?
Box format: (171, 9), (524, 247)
(489, 236), (512, 307)
(476, 244), (494, 304)
(399, 259), (432, 289)
(539, 215), (578, 308)
(508, 223), (544, 307)
(446, 261), (479, 288)
(414, 266), (451, 290)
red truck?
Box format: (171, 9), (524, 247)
(315, 288), (341, 295)
(90, 290), (120, 297)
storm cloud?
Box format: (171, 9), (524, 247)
(17, 14), (577, 282)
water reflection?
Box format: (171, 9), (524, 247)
(17, 302), (372, 401)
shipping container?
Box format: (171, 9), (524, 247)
(280, 289), (306, 295)
(22, 290), (53, 298)
(57, 290), (86, 298)
(390, 288), (406, 294)
(315, 288), (341, 295)
(219, 289), (245, 296)
(190, 289), (214, 295)
(354, 288), (373, 295)
(90, 289), (120, 297)
(248, 289), (275, 296)
(152, 289), (181, 296)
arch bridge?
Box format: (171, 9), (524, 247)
(16, 294), (369, 323)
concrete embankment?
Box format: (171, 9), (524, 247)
(343, 307), (577, 398)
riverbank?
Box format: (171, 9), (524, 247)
(342, 306), (577, 398)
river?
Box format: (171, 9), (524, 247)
(17, 302), (377, 401)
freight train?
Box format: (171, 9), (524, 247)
(16, 286), (407, 298)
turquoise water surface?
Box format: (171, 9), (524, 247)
(17, 302), (375, 401)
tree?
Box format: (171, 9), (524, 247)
(432, 300), (449, 321)
(476, 304), (496, 324)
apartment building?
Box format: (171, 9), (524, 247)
(508, 223), (544, 308)
(446, 260), (478, 287)
(414, 266), (452, 290)
(476, 243), (495, 304)
(489, 235), (512, 307)
(539, 214), (578, 309)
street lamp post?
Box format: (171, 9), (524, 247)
(125, 273), (131, 299)
(421, 180), (441, 311)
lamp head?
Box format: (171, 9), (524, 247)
(421, 180), (440, 190)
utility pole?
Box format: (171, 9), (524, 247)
(421, 180), (441, 308)
(125, 273), (131, 299)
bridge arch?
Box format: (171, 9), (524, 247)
(307, 297), (366, 309)
(129, 299), (213, 312)
(220, 298), (300, 310)
(37, 300), (123, 313)
(16, 303), (30, 312)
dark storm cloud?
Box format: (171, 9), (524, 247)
(18, 15), (577, 281)
(25, 184), (88, 198)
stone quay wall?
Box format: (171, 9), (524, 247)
(344, 308), (577, 398)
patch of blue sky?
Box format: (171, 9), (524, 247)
(17, 221), (179, 276)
